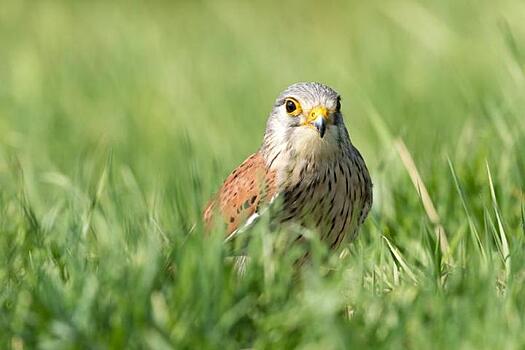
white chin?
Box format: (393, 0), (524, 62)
(291, 126), (337, 158)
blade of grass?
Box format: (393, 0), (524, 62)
(486, 162), (511, 280)
(394, 139), (450, 260)
(448, 158), (487, 261)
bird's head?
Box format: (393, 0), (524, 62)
(262, 82), (349, 161)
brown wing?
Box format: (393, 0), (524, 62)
(203, 152), (277, 235)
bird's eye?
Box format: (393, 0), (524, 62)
(285, 100), (297, 113)
(284, 98), (301, 116)
(336, 98), (341, 112)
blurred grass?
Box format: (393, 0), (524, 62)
(1, 0), (525, 348)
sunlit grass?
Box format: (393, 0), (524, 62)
(1, 0), (525, 348)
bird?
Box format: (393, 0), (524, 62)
(203, 82), (372, 250)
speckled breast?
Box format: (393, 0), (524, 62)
(279, 148), (372, 249)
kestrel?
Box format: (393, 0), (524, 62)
(204, 82), (372, 250)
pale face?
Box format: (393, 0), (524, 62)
(262, 82), (347, 160)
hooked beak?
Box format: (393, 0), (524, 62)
(305, 106), (328, 138)
(313, 115), (326, 138)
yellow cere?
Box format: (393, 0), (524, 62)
(306, 106), (329, 124)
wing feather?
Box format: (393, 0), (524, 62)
(203, 152), (277, 236)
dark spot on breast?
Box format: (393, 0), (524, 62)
(283, 192), (292, 205)
(294, 234), (304, 242)
(341, 205), (351, 233)
(307, 182), (316, 196)
(328, 180), (332, 192)
(291, 190), (303, 204)
(346, 163), (353, 177)
(357, 161), (364, 173)
(230, 217), (235, 223)
(331, 232), (344, 249)
(329, 217), (336, 232)
(358, 208), (364, 222)
(281, 214), (295, 222)
(250, 195), (257, 204)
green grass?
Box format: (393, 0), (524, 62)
(1, 0), (525, 348)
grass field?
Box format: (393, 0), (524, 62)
(1, 0), (525, 348)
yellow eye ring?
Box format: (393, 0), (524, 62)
(284, 98), (302, 117)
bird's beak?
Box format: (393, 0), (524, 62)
(305, 106), (328, 138)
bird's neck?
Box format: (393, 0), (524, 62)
(260, 126), (350, 187)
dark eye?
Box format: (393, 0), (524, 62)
(285, 99), (297, 113)
(336, 98), (341, 112)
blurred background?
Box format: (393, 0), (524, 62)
(1, 0), (524, 188)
